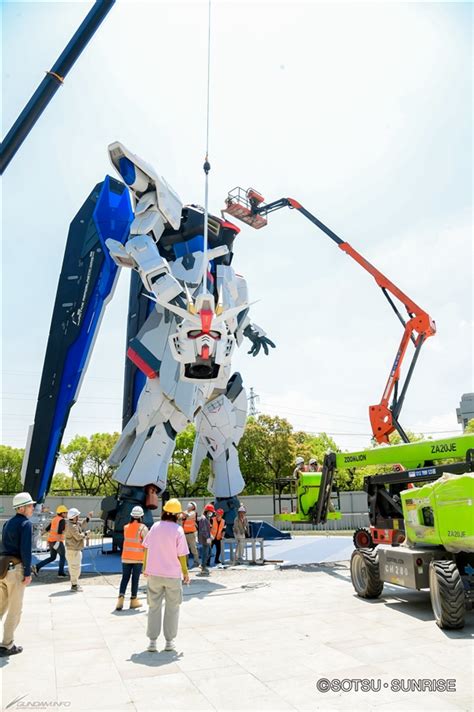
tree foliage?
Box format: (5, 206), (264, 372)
(0, 445), (24, 494)
(465, 418), (474, 434)
(60, 432), (120, 496)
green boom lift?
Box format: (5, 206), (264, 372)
(274, 433), (474, 628)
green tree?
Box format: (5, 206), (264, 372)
(167, 424), (210, 498)
(465, 419), (474, 434)
(238, 414), (297, 494)
(0, 445), (24, 494)
(60, 432), (120, 495)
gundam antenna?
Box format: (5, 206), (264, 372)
(202, 0), (212, 297)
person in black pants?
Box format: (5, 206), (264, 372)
(116, 506), (149, 610)
(33, 505), (68, 577)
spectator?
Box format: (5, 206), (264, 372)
(64, 508), (93, 592)
(232, 505), (249, 565)
(32, 505), (68, 578)
(209, 508), (225, 566)
(0, 492), (35, 657)
(181, 501), (200, 568)
(116, 506), (148, 611)
(143, 498), (189, 653)
(197, 504), (214, 576)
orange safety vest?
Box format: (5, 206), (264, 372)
(211, 517), (225, 540)
(122, 521), (145, 562)
(48, 515), (65, 543)
(182, 512), (197, 534)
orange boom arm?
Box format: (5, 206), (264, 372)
(224, 189), (436, 443)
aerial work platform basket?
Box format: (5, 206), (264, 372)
(223, 187), (268, 229)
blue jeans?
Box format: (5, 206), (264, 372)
(119, 562), (142, 597)
(37, 542), (66, 575)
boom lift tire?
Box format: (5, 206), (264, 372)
(353, 527), (374, 549)
(429, 560), (465, 630)
(350, 548), (383, 599)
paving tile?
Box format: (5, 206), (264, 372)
(57, 681), (134, 711)
(184, 670), (272, 704)
(176, 650), (236, 672)
(54, 647), (123, 688)
(125, 671), (214, 708)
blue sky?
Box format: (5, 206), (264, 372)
(2, 0), (472, 457)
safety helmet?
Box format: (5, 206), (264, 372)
(238, 505), (246, 513)
(308, 458), (317, 465)
(216, 508), (224, 515)
(56, 505), (68, 514)
(131, 505), (144, 518)
(163, 498), (182, 514)
(295, 456), (305, 466)
(203, 504), (215, 513)
(187, 501), (197, 510)
(12, 492), (36, 509)
(67, 507), (81, 520)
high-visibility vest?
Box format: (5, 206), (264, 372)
(211, 517), (225, 540)
(183, 512), (197, 534)
(122, 521), (145, 562)
(48, 515), (65, 543)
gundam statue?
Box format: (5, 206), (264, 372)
(22, 142), (275, 544)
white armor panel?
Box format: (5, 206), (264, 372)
(190, 387), (248, 497)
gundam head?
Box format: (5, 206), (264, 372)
(166, 293), (246, 382)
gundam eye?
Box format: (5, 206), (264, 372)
(187, 330), (202, 339)
(209, 330), (221, 340)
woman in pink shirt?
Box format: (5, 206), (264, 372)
(143, 498), (189, 653)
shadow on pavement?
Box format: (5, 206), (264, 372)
(128, 649), (183, 667)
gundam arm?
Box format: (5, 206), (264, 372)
(224, 190), (436, 444)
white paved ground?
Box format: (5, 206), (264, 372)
(1, 564), (472, 711)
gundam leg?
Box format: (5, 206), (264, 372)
(191, 373), (247, 529)
(102, 376), (189, 548)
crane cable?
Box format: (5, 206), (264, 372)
(202, 0), (212, 296)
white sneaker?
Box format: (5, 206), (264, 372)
(147, 639), (157, 652)
(164, 640), (176, 652)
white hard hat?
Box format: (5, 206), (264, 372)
(295, 456), (305, 465)
(67, 508), (81, 520)
(309, 458), (317, 465)
(12, 492), (36, 508)
(131, 506), (144, 518)
(187, 501), (197, 510)
(238, 505), (246, 513)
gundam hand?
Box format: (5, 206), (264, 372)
(243, 324), (276, 357)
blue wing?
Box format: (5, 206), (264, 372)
(23, 177), (133, 501)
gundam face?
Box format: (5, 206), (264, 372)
(167, 295), (242, 382)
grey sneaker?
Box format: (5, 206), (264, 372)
(71, 584), (83, 592)
(147, 639), (157, 652)
(164, 640), (176, 652)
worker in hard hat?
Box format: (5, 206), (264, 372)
(293, 456), (306, 480)
(142, 498), (189, 653)
(198, 504), (215, 575)
(32, 505), (68, 578)
(181, 501), (200, 568)
(116, 506), (149, 611)
(308, 458), (319, 472)
(232, 505), (249, 565)
(210, 508), (226, 566)
(0, 492), (36, 657)
(64, 508), (93, 592)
